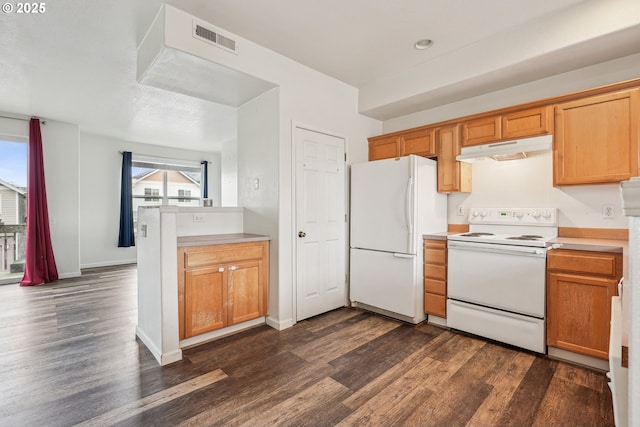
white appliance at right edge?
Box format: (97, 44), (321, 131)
(349, 155), (447, 324)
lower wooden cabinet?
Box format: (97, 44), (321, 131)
(546, 249), (622, 360)
(424, 239), (447, 317)
(178, 240), (269, 340)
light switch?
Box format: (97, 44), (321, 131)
(253, 178), (260, 190)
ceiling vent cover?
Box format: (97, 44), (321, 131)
(192, 20), (237, 54)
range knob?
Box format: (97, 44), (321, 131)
(542, 210), (552, 219)
(532, 210), (541, 219)
(515, 210), (524, 219)
(472, 210), (480, 218)
(479, 210), (487, 218)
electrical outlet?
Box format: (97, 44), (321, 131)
(456, 205), (465, 216)
(602, 205), (614, 219)
(193, 214), (205, 222)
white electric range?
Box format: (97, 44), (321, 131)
(446, 208), (560, 353)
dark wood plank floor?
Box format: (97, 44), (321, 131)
(0, 266), (615, 426)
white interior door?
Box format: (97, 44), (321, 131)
(295, 126), (346, 321)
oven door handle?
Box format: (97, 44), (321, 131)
(447, 240), (549, 257)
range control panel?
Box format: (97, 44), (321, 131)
(468, 208), (558, 226)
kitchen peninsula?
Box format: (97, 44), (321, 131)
(135, 206), (270, 365)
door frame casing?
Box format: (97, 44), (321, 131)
(291, 122), (349, 324)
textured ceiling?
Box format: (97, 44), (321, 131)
(0, 0), (638, 151)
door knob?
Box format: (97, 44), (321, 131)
(298, 231), (306, 238)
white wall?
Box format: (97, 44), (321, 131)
(238, 88), (280, 322)
(79, 132), (221, 269)
(221, 137), (238, 206)
(448, 152), (628, 229)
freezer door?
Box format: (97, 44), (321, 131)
(350, 157), (413, 254)
(349, 248), (419, 318)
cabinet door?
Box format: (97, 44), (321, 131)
(547, 272), (617, 360)
(461, 116), (501, 147)
(185, 266), (227, 337)
(368, 136), (400, 161)
(437, 125), (471, 193)
(227, 259), (266, 325)
(502, 106), (552, 139)
(554, 89), (639, 185)
(400, 128), (436, 157)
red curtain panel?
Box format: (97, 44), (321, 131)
(20, 118), (58, 286)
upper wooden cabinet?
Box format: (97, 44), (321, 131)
(554, 89), (639, 185)
(436, 125), (471, 193)
(369, 135), (400, 161)
(462, 106), (552, 147)
(461, 116), (501, 147)
(369, 136), (400, 161)
(368, 128), (436, 161)
(502, 106), (553, 139)
(400, 128), (436, 157)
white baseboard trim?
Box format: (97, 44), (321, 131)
(160, 349), (183, 366)
(81, 259), (137, 270)
(427, 315), (447, 327)
(136, 326), (162, 364)
(136, 326), (183, 366)
(547, 346), (609, 371)
(266, 316), (294, 331)
(180, 317), (266, 349)
(58, 271), (81, 279)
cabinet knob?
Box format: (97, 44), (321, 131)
(298, 231), (306, 238)
(229, 266), (238, 271)
(218, 267), (224, 273)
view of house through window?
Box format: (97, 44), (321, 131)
(131, 161), (202, 229)
(0, 139), (27, 284)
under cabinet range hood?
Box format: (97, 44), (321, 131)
(456, 134), (552, 163)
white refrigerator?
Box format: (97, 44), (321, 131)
(349, 155), (447, 323)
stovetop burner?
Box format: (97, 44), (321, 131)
(507, 234), (543, 241)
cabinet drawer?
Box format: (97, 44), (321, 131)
(184, 243), (265, 269)
(424, 248), (446, 265)
(425, 264), (446, 280)
(425, 293), (446, 317)
(424, 239), (446, 250)
(425, 278), (446, 296)
(547, 250), (620, 278)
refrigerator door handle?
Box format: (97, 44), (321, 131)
(405, 177), (414, 254)
(393, 253), (414, 259)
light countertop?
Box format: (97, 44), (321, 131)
(177, 233), (271, 247)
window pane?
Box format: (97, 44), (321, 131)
(168, 170), (201, 207)
(131, 165), (202, 223)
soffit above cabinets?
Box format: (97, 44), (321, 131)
(137, 6), (277, 108)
